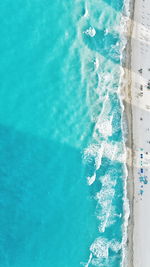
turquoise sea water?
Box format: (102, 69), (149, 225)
(0, 0), (128, 266)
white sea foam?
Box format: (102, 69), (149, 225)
(83, 143), (104, 171)
(110, 239), (122, 252)
(87, 173), (96, 185)
(80, 253), (93, 267)
(96, 173), (117, 232)
(94, 57), (99, 71)
(101, 174), (116, 187)
(78, 0), (131, 265)
(103, 142), (126, 162)
(96, 119), (113, 138)
(97, 206), (116, 233)
(83, 4), (89, 18)
(90, 238), (109, 258)
(93, 94), (113, 139)
(84, 27), (96, 37)
(89, 237), (122, 265)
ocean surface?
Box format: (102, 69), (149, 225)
(0, 0), (128, 266)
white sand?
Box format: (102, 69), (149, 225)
(130, 0), (150, 265)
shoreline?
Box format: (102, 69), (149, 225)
(121, 0), (135, 266)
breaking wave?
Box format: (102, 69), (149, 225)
(80, 0), (131, 265)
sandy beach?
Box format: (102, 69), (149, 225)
(126, 0), (150, 266)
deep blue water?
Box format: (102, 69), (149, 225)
(0, 0), (126, 266)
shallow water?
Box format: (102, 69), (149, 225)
(0, 0), (127, 266)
